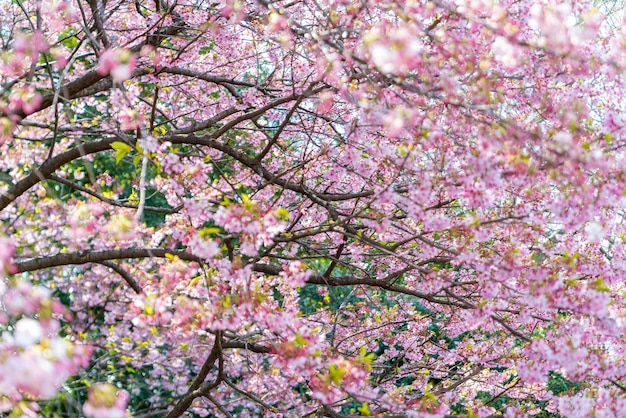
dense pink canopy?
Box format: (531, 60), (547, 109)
(2, 0), (626, 416)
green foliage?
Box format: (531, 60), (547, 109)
(547, 371), (585, 396)
(140, 188), (172, 227)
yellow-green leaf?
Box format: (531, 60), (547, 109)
(295, 333), (308, 347)
(110, 141), (133, 163)
(329, 363), (345, 385)
(276, 207), (290, 221)
(357, 402), (371, 416)
(199, 227), (221, 238)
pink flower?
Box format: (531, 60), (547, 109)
(188, 235), (220, 260)
(97, 49), (136, 83)
(280, 261), (312, 288)
(492, 36), (521, 69)
(83, 384), (129, 418)
(13, 318), (43, 347)
(585, 222), (604, 244)
(118, 108), (143, 131)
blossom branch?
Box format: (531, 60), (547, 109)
(47, 174), (182, 214)
(13, 248), (202, 272)
(0, 138), (118, 211)
(97, 261), (142, 294)
(164, 331), (222, 418)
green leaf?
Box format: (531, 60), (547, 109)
(199, 227), (221, 238)
(276, 207), (290, 221)
(110, 141), (133, 164)
(294, 333), (308, 347)
(357, 403), (371, 416)
(329, 363), (345, 385)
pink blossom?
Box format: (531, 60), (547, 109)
(83, 384), (129, 418)
(97, 48), (136, 83)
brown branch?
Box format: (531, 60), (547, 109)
(86, 0), (110, 48)
(221, 340), (272, 353)
(14, 246), (474, 317)
(160, 67), (259, 89)
(611, 379), (626, 394)
(13, 249), (455, 308)
(223, 379), (275, 412)
(170, 106), (240, 136)
(167, 126), (375, 203)
(433, 365), (485, 396)
(251, 263), (470, 308)
(47, 174), (182, 214)
(254, 96), (303, 163)
(323, 241), (346, 279)
(0, 138), (118, 211)
(97, 261), (142, 293)
(14, 248), (203, 273)
(165, 331), (222, 418)
(4, 19), (187, 119)
(203, 393), (233, 418)
(207, 89), (321, 141)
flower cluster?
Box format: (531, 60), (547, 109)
(97, 48), (137, 83)
(0, 240), (90, 409)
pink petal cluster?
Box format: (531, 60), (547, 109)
(83, 383), (129, 418)
(0, 240), (90, 409)
(97, 49), (137, 83)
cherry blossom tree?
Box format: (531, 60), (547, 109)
(2, 0), (626, 416)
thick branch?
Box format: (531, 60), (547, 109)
(13, 246), (466, 309)
(221, 340), (272, 353)
(14, 248), (202, 273)
(0, 138), (117, 211)
(251, 263), (469, 308)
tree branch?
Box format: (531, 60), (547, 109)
(14, 248), (203, 273)
(165, 331), (222, 418)
(98, 261), (142, 293)
(47, 174), (182, 214)
(0, 138), (118, 211)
